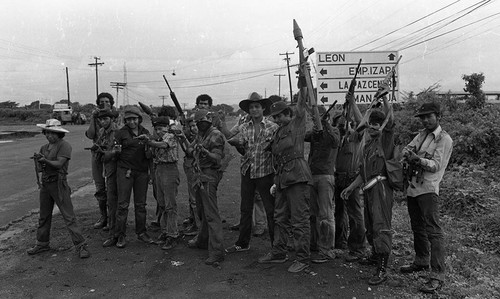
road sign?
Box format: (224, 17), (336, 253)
(316, 51), (400, 104)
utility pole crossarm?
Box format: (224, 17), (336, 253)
(89, 56), (104, 99)
(280, 52), (294, 102)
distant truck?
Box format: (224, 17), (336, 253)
(52, 103), (73, 125)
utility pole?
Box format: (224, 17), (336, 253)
(65, 67), (70, 105)
(274, 74), (285, 97)
(88, 57), (104, 99)
(110, 82), (126, 106)
(280, 51), (294, 101)
(159, 95), (168, 107)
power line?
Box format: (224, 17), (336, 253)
(351, 0), (462, 51)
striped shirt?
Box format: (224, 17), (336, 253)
(235, 117), (278, 179)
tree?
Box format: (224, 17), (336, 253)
(462, 72), (486, 109)
(0, 101), (19, 108)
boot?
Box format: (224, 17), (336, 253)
(368, 254), (389, 285)
(93, 201), (108, 229)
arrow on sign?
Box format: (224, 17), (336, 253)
(320, 96), (328, 103)
(320, 69), (327, 76)
(388, 53), (396, 61)
(320, 82), (328, 90)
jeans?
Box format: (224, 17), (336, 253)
(310, 175), (335, 257)
(91, 151), (106, 202)
(104, 163), (118, 238)
(364, 180), (393, 256)
(36, 180), (85, 247)
(155, 163), (180, 237)
(335, 174), (366, 255)
(195, 168), (224, 259)
(407, 193), (446, 281)
(183, 159), (200, 228)
(115, 168), (149, 237)
(236, 171), (275, 248)
(272, 182), (311, 261)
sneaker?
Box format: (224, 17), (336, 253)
(400, 263), (430, 273)
(345, 252), (362, 262)
(102, 225), (110, 232)
(368, 268), (387, 285)
(27, 244), (50, 255)
(225, 244), (250, 254)
(183, 224), (198, 236)
(253, 227), (265, 237)
(359, 254), (378, 266)
(419, 279), (443, 294)
(205, 255), (224, 265)
(155, 233), (168, 245)
(288, 260), (308, 273)
(78, 244), (90, 259)
(93, 216), (107, 229)
(229, 223), (240, 231)
(161, 237), (178, 250)
(102, 237), (118, 247)
(137, 232), (154, 244)
(187, 238), (199, 249)
(311, 253), (335, 264)
(258, 252), (288, 264)
(116, 235), (127, 248)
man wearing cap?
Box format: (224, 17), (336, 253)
(222, 92), (278, 254)
(94, 109), (121, 247)
(187, 109), (226, 265)
(400, 102), (453, 293)
(258, 90), (312, 273)
(341, 97), (396, 285)
(305, 107), (341, 263)
(28, 119), (90, 259)
(139, 116), (181, 250)
(85, 92), (116, 230)
(113, 105), (153, 248)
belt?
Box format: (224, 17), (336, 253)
(275, 151), (303, 169)
(361, 175), (387, 192)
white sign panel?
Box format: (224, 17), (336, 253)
(316, 51), (400, 104)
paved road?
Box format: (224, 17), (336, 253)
(0, 125), (95, 227)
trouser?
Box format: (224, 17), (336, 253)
(253, 192), (267, 231)
(194, 168), (224, 259)
(236, 171), (275, 248)
(310, 174), (335, 257)
(91, 151), (106, 202)
(272, 182), (311, 261)
(115, 168), (149, 237)
(335, 173), (366, 255)
(183, 160), (201, 229)
(407, 193), (446, 282)
(104, 164), (118, 237)
(36, 180), (85, 247)
(364, 180), (393, 256)
(155, 163), (180, 237)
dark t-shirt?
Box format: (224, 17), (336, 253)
(114, 125), (150, 172)
(305, 122), (340, 175)
(39, 139), (72, 180)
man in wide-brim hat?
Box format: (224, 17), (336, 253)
(222, 92), (279, 257)
(238, 92), (272, 117)
(28, 119), (90, 259)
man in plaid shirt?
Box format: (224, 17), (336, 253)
(221, 92), (278, 254)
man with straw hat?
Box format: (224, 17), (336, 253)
(28, 119), (90, 259)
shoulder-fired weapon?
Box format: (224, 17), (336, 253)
(293, 19), (322, 131)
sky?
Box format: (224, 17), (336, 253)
(0, 0), (499, 109)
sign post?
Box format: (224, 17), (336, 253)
(316, 51), (400, 104)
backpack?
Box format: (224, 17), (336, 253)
(383, 144), (405, 192)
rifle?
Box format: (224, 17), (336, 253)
(30, 154), (42, 189)
(343, 59), (362, 129)
(356, 55), (402, 132)
(293, 19), (322, 131)
(162, 75), (185, 124)
(321, 100), (338, 120)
